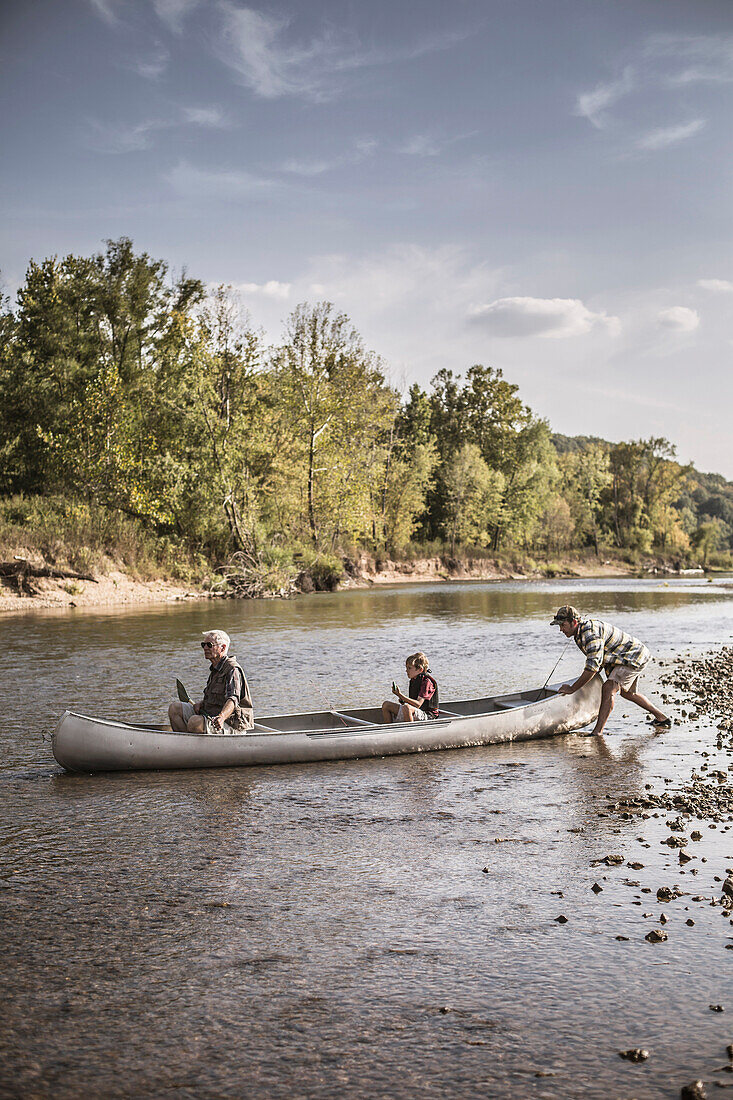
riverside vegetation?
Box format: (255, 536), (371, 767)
(1, 237), (732, 599)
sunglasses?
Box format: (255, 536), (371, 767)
(201, 641), (217, 648)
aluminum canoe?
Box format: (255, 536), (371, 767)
(51, 678), (601, 774)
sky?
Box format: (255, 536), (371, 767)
(2, 0), (733, 477)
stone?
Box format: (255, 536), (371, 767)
(619, 1048), (649, 1062)
(680, 1082), (706, 1100)
(591, 882), (603, 894)
(646, 929), (668, 943)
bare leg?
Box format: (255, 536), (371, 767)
(186, 714), (207, 733)
(590, 679), (620, 735)
(382, 700), (399, 723)
(620, 686), (668, 723)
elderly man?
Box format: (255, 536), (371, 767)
(551, 605), (670, 736)
(168, 630), (254, 734)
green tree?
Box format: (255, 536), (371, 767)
(272, 302), (397, 547)
(441, 442), (505, 554)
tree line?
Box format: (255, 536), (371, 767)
(1, 239), (731, 585)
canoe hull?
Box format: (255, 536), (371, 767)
(52, 678), (601, 774)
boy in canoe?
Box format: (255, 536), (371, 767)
(551, 605), (670, 735)
(382, 652), (440, 723)
(168, 629), (254, 734)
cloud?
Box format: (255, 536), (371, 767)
(133, 48), (169, 80)
(281, 137), (377, 176)
(181, 106), (229, 128)
(575, 68), (636, 129)
(399, 135), (442, 157)
(636, 118), (705, 150)
(234, 280), (291, 300)
(153, 0), (199, 32)
(165, 160), (276, 199)
(88, 0), (122, 25)
(575, 35), (733, 146)
(657, 306), (700, 332)
(647, 33), (733, 87)
(216, 4), (473, 101)
(468, 297), (619, 339)
(85, 118), (164, 153)
(217, 4), (352, 100)
(698, 278), (733, 293)
(85, 105), (230, 153)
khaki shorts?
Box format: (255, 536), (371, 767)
(397, 704), (428, 722)
(607, 666), (644, 691)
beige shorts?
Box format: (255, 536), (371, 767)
(398, 704), (428, 722)
(607, 666), (644, 691)
(180, 701), (241, 735)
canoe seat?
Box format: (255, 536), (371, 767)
(329, 711), (373, 726)
(436, 708), (461, 717)
(252, 721), (279, 732)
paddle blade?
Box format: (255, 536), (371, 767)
(176, 678), (192, 703)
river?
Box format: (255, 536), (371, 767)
(1, 576), (732, 1098)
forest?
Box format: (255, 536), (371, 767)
(1, 239), (732, 593)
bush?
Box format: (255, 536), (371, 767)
(294, 549), (344, 592)
(0, 494), (203, 581)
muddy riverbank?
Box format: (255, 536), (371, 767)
(0, 550), (701, 613)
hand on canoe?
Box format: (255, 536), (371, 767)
(558, 683), (575, 694)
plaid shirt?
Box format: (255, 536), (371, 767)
(574, 618), (650, 674)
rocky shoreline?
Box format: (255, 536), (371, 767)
(585, 646), (733, 1097)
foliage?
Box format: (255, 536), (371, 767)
(2, 239), (732, 590)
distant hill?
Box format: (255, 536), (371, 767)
(551, 433), (610, 454)
(551, 433), (733, 548)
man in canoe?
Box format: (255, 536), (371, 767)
(168, 630), (254, 734)
(551, 605), (670, 736)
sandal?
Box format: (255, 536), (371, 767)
(652, 717), (671, 728)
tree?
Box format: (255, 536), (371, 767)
(441, 443), (504, 554)
(558, 442), (611, 554)
(272, 302), (397, 547)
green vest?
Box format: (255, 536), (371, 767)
(202, 656), (254, 730)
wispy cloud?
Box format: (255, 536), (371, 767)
(85, 105), (232, 153)
(399, 135), (442, 157)
(636, 118), (705, 150)
(216, 3), (472, 101)
(153, 0), (200, 33)
(575, 35), (733, 148)
(85, 118), (164, 153)
(165, 160), (277, 199)
(88, 0), (122, 26)
(646, 34), (733, 87)
(281, 137), (377, 176)
(181, 105), (230, 128)
(698, 278), (733, 293)
(133, 47), (169, 80)
(657, 306), (700, 332)
(468, 297), (619, 339)
(575, 68), (635, 129)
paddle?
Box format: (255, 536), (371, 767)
(176, 679), (193, 704)
(534, 639), (572, 702)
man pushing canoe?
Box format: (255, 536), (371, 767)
(168, 629), (254, 734)
(551, 605), (670, 736)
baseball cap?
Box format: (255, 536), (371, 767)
(550, 605), (580, 625)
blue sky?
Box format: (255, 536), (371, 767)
(2, 0), (733, 476)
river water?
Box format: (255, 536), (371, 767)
(1, 576), (732, 1098)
